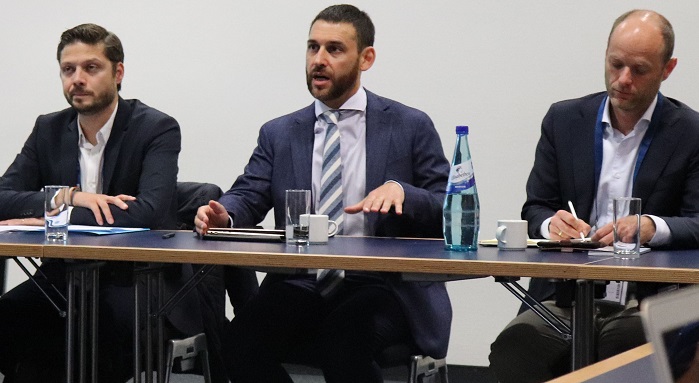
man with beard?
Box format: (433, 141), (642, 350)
(489, 10), (699, 382)
(0, 23), (204, 382)
(194, 4), (452, 383)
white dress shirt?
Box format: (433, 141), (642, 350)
(542, 95), (671, 245)
(77, 105), (118, 194)
(313, 87), (367, 236)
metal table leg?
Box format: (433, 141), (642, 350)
(66, 269), (75, 383)
(134, 275), (141, 383)
(91, 267), (99, 383)
(572, 279), (596, 369)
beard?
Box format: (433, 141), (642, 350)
(65, 87), (117, 116)
(306, 59), (361, 105)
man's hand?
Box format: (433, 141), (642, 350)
(549, 210), (591, 240)
(591, 216), (656, 246)
(344, 182), (404, 215)
(0, 217), (44, 226)
(71, 191), (136, 225)
(194, 200), (230, 235)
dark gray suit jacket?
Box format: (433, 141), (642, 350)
(0, 97), (202, 336)
(219, 90), (453, 357)
(524, 92), (699, 302)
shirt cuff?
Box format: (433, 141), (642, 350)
(645, 214), (671, 246)
(540, 217), (552, 239)
(384, 180), (404, 194)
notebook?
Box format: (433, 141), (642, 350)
(640, 285), (699, 383)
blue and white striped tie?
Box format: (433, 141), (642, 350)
(318, 110), (344, 231)
(316, 110), (345, 297)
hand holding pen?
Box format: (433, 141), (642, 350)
(567, 201), (587, 241)
(548, 201), (591, 240)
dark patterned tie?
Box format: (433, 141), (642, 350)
(316, 110), (345, 297)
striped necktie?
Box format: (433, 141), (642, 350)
(317, 110), (344, 231)
(316, 110), (345, 297)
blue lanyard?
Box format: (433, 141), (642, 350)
(593, 93), (663, 191)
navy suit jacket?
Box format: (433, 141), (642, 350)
(219, 90), (452, 357)
(0, 98), (202, 335)
(524, 92), (699, 302)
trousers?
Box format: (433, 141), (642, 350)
(222, 273), (411, 383)
(489, 300), (646, 383)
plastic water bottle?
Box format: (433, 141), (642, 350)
(443, 125), (480, 251)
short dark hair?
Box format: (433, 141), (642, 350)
(57, 24), (124, 90)
(311, 4), (375, 51)
(608, 10), (674, 63)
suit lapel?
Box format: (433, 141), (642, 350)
(570, 96), (602, 222)
(290, 106), (316, 190)
(365, 92), (392, 195)
(365, 92), (392, 231)
(60, 116), (80, 186)
(101, 98), (130, 193)
(634, 95), (679, 204)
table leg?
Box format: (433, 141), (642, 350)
(157, 271), (164, 383)
(572, 279), (596, 369)
(66, 270), (75, 383)
(134, 277), (141, 383)
(91, 267), (99, 383)
(79, 269), (87, 383)
(146, 274), (153, 383)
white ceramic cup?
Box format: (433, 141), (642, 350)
(300, 214), (338, 244)
(495, 219), (528, 250)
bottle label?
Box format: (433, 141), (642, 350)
(446, 162), (475, 193)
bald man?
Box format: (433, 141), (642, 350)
(489, 10), (699, 382)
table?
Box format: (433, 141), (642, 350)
(549, 343), (655, 383)
(3, 230), (699, 379)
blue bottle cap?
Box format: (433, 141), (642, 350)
(456, 125), (469, 134)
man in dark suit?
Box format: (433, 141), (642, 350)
(489, 10), (699, 382)
(195, 5), (451, 383)
(0, 24), (202, 383)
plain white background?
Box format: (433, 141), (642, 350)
(2, 1), (699, 367)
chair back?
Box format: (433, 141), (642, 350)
(176, 182), (223, 230)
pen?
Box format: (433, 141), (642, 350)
(567, 201), (586, 241)
(162, 232), (176, 239)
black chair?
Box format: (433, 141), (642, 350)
(165, 333), (212, 383)
(164, 182), (259, 383)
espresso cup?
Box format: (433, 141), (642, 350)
(300, 214), (338, 244)
(495, 219), (528, 250)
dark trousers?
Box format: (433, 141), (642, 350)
(222, 273), (411, 383)
(0, 263), (183, 383)
(489, 301), (646, 383)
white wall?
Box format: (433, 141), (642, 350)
(3, 1), (699, 367)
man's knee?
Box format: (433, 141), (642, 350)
(598, 310), (646, 360)
(490, 322), (571, 383)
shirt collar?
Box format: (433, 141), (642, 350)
(602, 94), (658, 132)
(78, 103), (118, 147)
(314, 87), (367, 119)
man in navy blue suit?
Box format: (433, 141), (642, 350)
(0, 24), (202, 383)
(195, 5), (452, 382)
(490, 10), (699, 382)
